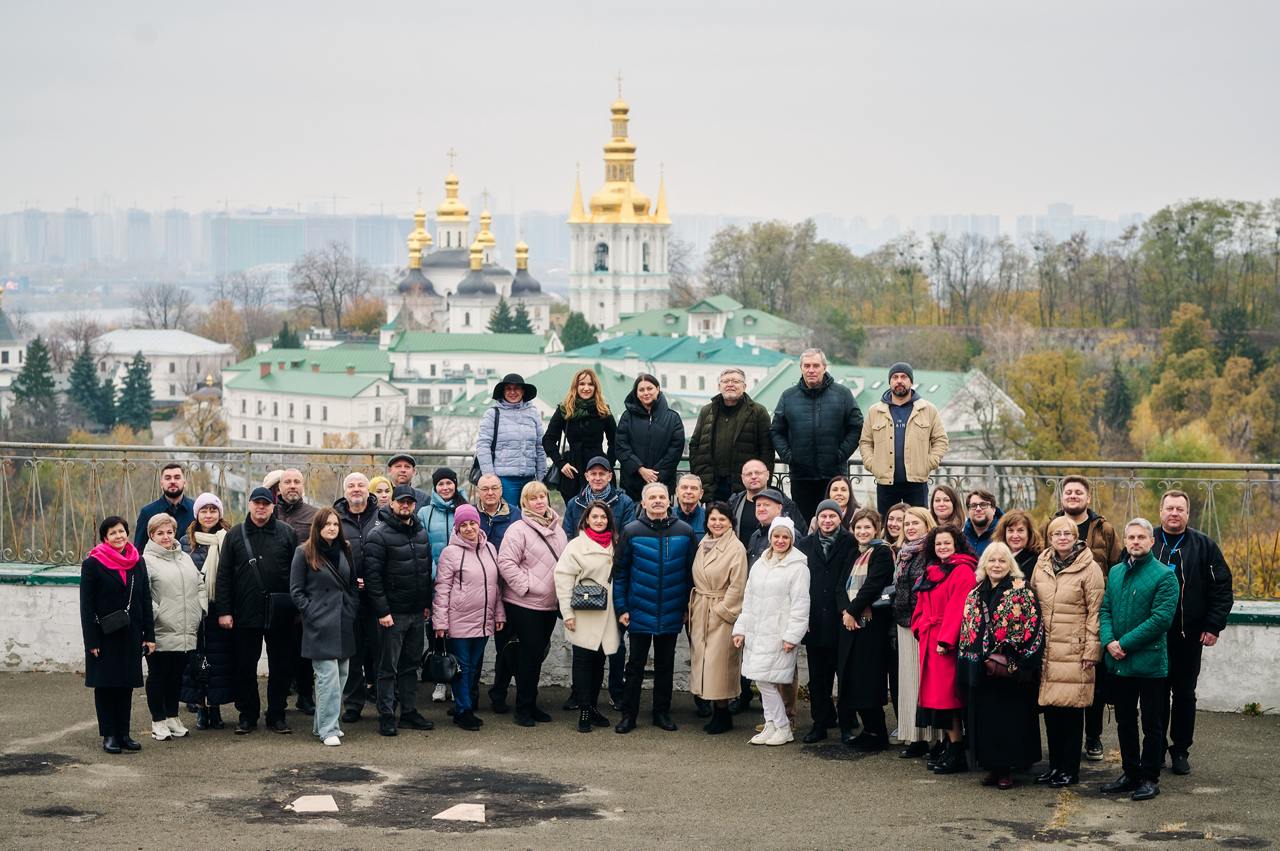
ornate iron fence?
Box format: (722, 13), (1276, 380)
(2, 442), (1276, 599)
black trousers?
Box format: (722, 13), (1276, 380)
(1112, 675), (1169, 782)
(609, 627), (627, 702)
(835, 647), (887, 736)
(145, 650), (188, 721)
(807, 643), (839, 729)
(875, 481), (929, 516)
(1085, 665), (1108, 740)
(790, 479), (828, 526)
(94, 687), (133, 738)
(342, 605), (380, 712)
(621, 632), (677, 718)
(1043, 705), (1085, 778)
(492, 604), (559, 713)
(572, 645), (608, 708)
(232, 626), (297, 725)
(1166, 631), (1204, 756)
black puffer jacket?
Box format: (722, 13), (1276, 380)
(796, 529), (858, 649)
(1152, 526), (1234, 637)
(616, 390), (686, 501)
(215, 516), (298, 629)
(363, 506), (434, 618)
(334, 496), (380, 577)
(770, 374), (864, 480)
(181, 533), (235, 705)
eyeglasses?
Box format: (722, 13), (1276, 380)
(1049, 530), (1076, 538)
(967, 501), (992, 510)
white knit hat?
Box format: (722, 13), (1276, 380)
(768, 516), (796, 540)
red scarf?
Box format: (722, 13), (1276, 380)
(584, 528), (613, 549)
(89, 541), (140, 585)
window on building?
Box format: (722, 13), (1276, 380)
(374, 433), (383, 448)
(464, 312), (470, 327)
(289, 403), (294, 418)
(289, 429), (294, 443)
(322, 406), (328, 422)
(374, 406), (382, 422)
(257, 400), (264, 415)
(594, 242), (609, 272)
(680, 375), (687, 390)
(440, 389), (453, 404)
(430, 364), (437, 377)
(306, 404), (312, 419)
(168, 362), (176, 373)
(257, 426), (262, 440)
(169, 384), (176, 397)
(698, 376), (706, 391)
(306, 430), (311, 445)
(642, 241), (651, 272)
(272, 402), (278, 416)
(1, 352), (8, 365)
(241, 424), (246, 438)
(417, 389), (430, 405)
(241, 399), (246, 413)
(273, 427), (278, 442)
(661, 374), (668, 387)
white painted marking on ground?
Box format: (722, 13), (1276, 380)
(433, 803), (486, 823)
(4, 718), (97, 750)
(287, 795), (339, 814)
(1191, 786), (1227, 794)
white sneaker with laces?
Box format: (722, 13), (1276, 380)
(750, 722), (776, 745)
(322, 735), (341, 747)
(432, 683), (448, 702)
(165, 717), (189, 737)
(765, 724), (794, 746)
(151, 721), (172, 741)
(336, 729), (345, 738)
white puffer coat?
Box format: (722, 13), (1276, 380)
(733, 546), (810, 684)
(144, 539), (208, 652)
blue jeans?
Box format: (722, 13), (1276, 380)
(312, 658), (349, 739)
(499, 476), (533, 510)
(448, 636), (489, 713)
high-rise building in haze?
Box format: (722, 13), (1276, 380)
(63, 208), (92, 265)
(126, 208), (152, 262)
(163, 209), (191, 266)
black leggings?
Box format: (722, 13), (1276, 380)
(572, 645), (607, 708)
(94, 687), (133, 738)
(1044, 706), (1084, 777)
(146, 650), (188, 722)
(504, 604), (559, 714)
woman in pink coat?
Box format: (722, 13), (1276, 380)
(911, 524), (977, 774)
(495, 481), (568, 726)
(434, 504), (506, 731)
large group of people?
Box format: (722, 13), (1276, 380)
(79, 358), (1235, 802)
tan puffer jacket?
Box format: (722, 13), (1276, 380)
(1029, 545), (1104, 708)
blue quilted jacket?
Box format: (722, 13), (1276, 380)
(477, 401), (547, 479)
(613, 514), (696, 635)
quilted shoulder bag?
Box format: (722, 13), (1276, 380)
(570, 578), (608, 611)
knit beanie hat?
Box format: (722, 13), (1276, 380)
(888, 362), (914, 382)
(453, 504), (481, 530)
(192, 492), (223, 515)
(768, 516), (796, 540)
(433, 467), (459, 487)
(815, 499), (843, 519)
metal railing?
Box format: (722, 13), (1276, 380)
(1, 442), (1277, 599)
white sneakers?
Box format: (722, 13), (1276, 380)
(750, 722), (776, 745)
(322, 735), (341, 747)
(152, 721), (172, 741)
(764, 724), (794, 746)
(165, 717), (189, 737)
(432, 684), (449, 702)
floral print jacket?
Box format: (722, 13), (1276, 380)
(957, 577), (1044, 678)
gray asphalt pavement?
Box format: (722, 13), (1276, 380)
(0, 673), (1276, 850)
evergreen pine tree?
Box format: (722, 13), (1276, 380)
(488, 297), (514, 333)
(274, 321), (302, 349)
(116, 351), (154, 432)
(65, 345), (100, 427)
(1214, 305), (1263, 367)
(559, 311), (597, 351)
(95, 375), (118, 429)
(6, 337), (63, 439)
(1101, 359), (1133, 435)
(510, 302), (534, 334)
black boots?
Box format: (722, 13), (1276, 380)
(925, 739), (948, 769)
(587, 706), (610, 727)
(704, 706), (733, 735)
(577, 707), (593, 733)
(102, 736), (122, 754)
(693, 696), (712, 718)
(932, 740), (968, 774)
(195, 708), (210, 730)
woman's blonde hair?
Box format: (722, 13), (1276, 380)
(975, 542), (1024, 583)
(519, 480), (550, 509)
(369, 475), (392, 493)
(1045, 514), (1079, 540)
(896, 506), (936, 546)
(147, 513), (178, 536)
(562, 368), (610, 419)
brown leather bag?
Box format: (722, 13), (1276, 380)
(984, 652), (1013, 678)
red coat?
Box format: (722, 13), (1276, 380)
(911, 554), (977, 711)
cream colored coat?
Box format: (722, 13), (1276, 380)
(1030, 545), (1105, 708)
(554, 534), (620, 655)
(687, 531), (748, 700)
(858, 396), (949, 485)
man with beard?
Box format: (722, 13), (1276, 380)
(335, 472), (381, 723)
(272, 468), (319, 715)
(386, 453), (430, 507)
(688, 368), (774, 502)
(134, 463), (195, 551)
(859, 363), (949, 516)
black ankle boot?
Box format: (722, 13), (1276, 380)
(926, 739), (947, 769)
(704, 706), (733, 735)
(195, 708), (210, 730)
(577, 707), (593, 733)
(933, 740), (968, 774)
(208, 706), (225, 729)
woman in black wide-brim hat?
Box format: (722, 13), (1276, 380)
(476, 373), (547, 508)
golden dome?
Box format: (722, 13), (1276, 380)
(514, 240), (530, 270)
(468, 239), (484, 271)
(436, 172), (469, 222)
(406, 203), (431, 267)
(477, 210), (497, 248)
(576, 94), (668, 224)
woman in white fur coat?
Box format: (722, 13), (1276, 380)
(733, 517), (810, 746)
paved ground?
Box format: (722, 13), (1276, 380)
(0, 673), (1276, 850)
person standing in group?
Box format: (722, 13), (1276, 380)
(1099, 519), (1179, 802)
(881, 500), (910, 714)
(912, 525), (978, 774)
(728, 460), (804, 549)
(1152, 490), (1233, 777)
(770, 349), (864, 522)
(958, 543), (1044, 790)
(733, 517), (810, 746)
(477, 373), (547, 508)
(806, 475), (860, 533)
(962, 490), (1003, 557)
(542, 368), (617, 506)
(859, 363), (949, 516)
(334, 473), (380, 724)
(838, 508), (897, 751)
(884, 503), (907, 546)
(181, 493), (232, 731)
(290, 508), (359, 747)
(135, 462), (195, 551)
(1031, 515), (1104, 789)
(369, 476), (394, 509)
(796, 499), (857, 744)
(385, 454), (429, 506)
(217, 487), (300, 735)
(929, 485), (965, 531)
(688, 367), (775, 502)
(892, 506), (938, 759)
(613, 482), (697, 734)
(420, 468), (468, 577)
(616, 373), (685, 503)
(1046, 475), (1121, 763)
(493, 482), (567, 726)
(142, 513), (206, 741)
(434, 505), (505, 732)
(474, 474), (521, 551)
(272, 468), (319, 716)
(672, 474), (707, 540)
(688, 502), (748, 735)
(555, 502), (622, 733)
(992, 509), (1043, 578)
(82, 516), (155, 754)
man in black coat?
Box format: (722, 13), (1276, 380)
(688, 368), (775, 502)
(133, 462), (195, 551)
(335, 472), (381, 723)
(1153, 490), (1234, 776)
(363, 484), (435, 737)
(796, 500), (858, 743)
(216, 487), (299, 734)
(769, 349), (864, 523)
(729, 463), (806, 550)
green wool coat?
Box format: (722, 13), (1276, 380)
(1099, 550), (1179, 678)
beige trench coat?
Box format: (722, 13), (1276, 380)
(1030, 545), (1105, 708)
(554, 535), (620, 655)
(687, 532), (748, 700)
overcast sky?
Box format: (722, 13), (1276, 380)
(2, 0), (1276, 222)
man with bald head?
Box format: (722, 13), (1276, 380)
(727, 459), (804, 548)
(335, 472), (381, 722)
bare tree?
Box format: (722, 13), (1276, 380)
(175, 391), (229, 447)
(667, 235), (699, 306)
(289, 242), (375, 330)
(130, 283), (194, 329)
(46, 313), (106, 371)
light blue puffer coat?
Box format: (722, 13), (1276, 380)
(476, 401), (547, 479)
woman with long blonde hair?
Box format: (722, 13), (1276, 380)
(543, 368), (617, 505)
(892, 505), (937, 758)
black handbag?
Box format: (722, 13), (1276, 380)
(422, 634), (460, 684)
(241, 524), (296, 629)
(543, 430), (564, 487)
(570, 578), (608, 611)
(96, 573), (134, 634)
(184, 625), (210, 692)
(469, 408), (500, 485)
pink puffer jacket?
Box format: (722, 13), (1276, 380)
(497, 514), (567, 612)
(434, 531), (506, 638)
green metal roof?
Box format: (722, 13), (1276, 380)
(749, 363), (976, 414)
(686, 294), (742, 314)
(389, 332), (552, 355)
(562, 334), (787, 367)
(226, 345), (390, 376)
(431, 362), (636, 418)
(225, 368), (400, 399)
(605, 300), (806, 341)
